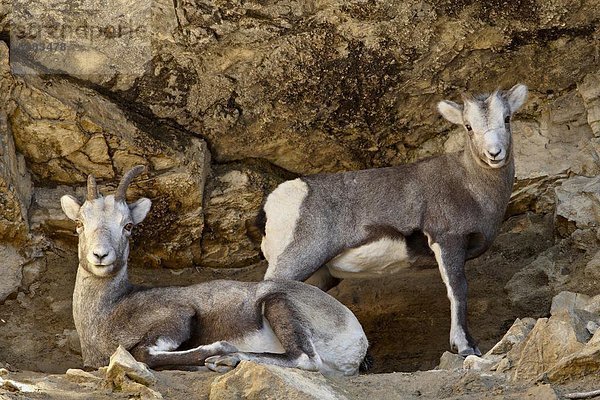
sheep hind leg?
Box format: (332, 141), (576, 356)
(205, 294), (322, 373)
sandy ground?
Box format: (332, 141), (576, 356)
(1, 365), (600, 399)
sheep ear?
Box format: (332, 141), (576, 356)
(437, 100), (464, 125)
(61, 195), (81, 221)
(506, 84), (528, 113)
(129, 198), (151, 225)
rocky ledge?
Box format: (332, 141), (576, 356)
(1, 291), (599, 400)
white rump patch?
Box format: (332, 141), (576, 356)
(261, 178), (309, 272)
(327, 237), (410, 279)
(229, 318), (285, 354)
(313, 310), (367, 376)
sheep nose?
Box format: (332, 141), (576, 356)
(93, 251), (109, 260)
(487, 148), (501, 158)
(89, 245), (114, 265)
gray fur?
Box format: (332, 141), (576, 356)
(262, 84), (528, 356)
(62, 168), (368, 376)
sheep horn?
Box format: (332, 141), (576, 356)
(114, 165), (146, 202)
(87, 175), (99, 201)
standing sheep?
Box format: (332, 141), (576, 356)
(259, 84), (528, 356)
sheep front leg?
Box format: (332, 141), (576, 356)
(429, 236), (481, 356)
(132, 340), (238, 369)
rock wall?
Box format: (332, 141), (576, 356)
(0, 0), (597, 271)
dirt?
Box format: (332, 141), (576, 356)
(2, 365), (600, 399)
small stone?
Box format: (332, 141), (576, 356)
(496, 357), (512, 373)
(437, 351), (464, 370)
(550, 291), (591, 317)
(16, 292), (30, 308)
(50, 299), (72, 314)
(67, 330), (82, 355)
(66, 368), (102, 383)
(20, 258), (46, 290)
(120, 379), (163, 399)
(0, 377), (37, 393)
(486, 318), (536, 356)
(106, 345), (156, 387)
(584, 292), (600, 314)
(523, 384), (559, 400)
(463, 355), (497, 371)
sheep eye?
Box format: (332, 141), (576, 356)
(465, 124), (472, 131)
(504, 116), (510, 124)
(124, 223), (134, 232)
(75, 220), (83, 230)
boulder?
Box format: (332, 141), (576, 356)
(509, 317), (585, 381)
(545, 329), (600, 383)
(199, 161), (290, 268)
(550, 291), (591, 317)
(0, 43), (31, 246)
(578, 70), (600, 136)
(505, 252), (560, 316)
(549, 291), (600, 343)
(499, 291), (600, 381)
(64, 369), (103, 384)
(0, 245), (25, 303)
(209, 361), (349, 400)
(554, 175), (600, 250)
(10, 72), (211, 269)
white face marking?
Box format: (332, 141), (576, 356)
(327, 237), (410, 279)
(438, 84), (528, 170)
(262, 178), (308, 276)
(430, 243), (470, 353)
(462, 92), (512, 169)
(76, 195), (133, 276)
